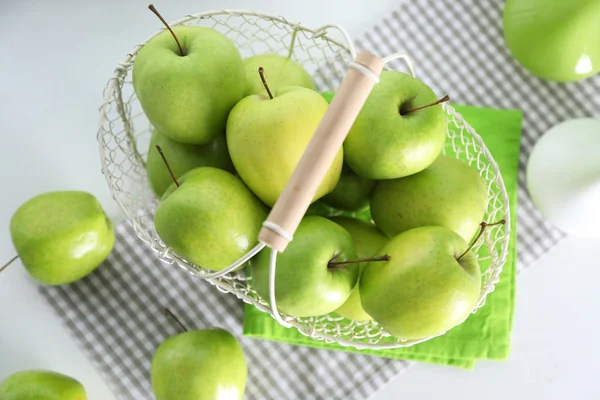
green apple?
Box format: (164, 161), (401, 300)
(152, 328), (246, 400)
(344, 71), (447, 179)
(321, 164), (376, 212)
(227, 85), (342, 206)
(360, 226), (481, 339)
(330, 217), (387, 321)
(147, 129), (234, 197)
(305, 201), (335, 217)
(10, 191), (114, 285)
(371, 155), (488, 242)
(154, 167), (267, 271)
(251, 216), (358, 317)
(503, 0), (600, 82)
(0, 370), (87, 400)
(133, 26), (245, 144)
(243, 54), (314, 96)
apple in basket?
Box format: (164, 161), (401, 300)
(371, 155), (489, 242)
(146, 130), (234, 197)
(360, 226), (483, 339)
(133, 5), (245, 145)
(242, 54), (315, 96)
(343, 70), (449, 180)
(251, 216), (363, 317)
(226, 68), (342, 207)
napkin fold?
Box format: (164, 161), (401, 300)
(243, 104), (522, 369)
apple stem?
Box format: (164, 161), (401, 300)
(0, 255), (19, 274)
(328, 254), (390, 268)
(163, 308), (188, 332)
(148, 4), (185, 57)
(258, 67), (274, 99)
(401, 95), (450, 116)
(457, 219), (506, 261)
(155, 145), (180, 188)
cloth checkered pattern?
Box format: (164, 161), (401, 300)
(40, 0), (600, 399)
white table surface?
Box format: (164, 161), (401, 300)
(0, 1), (598, 399)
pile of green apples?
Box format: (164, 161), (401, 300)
(136, 8), (492, 341)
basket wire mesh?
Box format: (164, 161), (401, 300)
(98, 10), (510, 349)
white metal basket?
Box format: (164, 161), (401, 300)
(97, 10), (511, 349)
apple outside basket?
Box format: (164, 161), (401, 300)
(97, 10), (511, 349)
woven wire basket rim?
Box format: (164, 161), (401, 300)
(97, 9), (511, 349)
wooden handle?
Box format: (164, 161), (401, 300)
(259, 51), (384, 251)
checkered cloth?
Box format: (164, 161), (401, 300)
(40, 0), (600, 399)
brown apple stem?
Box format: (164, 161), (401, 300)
(163, 308), (188, 332)
(0, 255), (19, 274)
(155, 145), (180, 188)
(401, 95), (450, 115)
(148, 4), (185, 56)
(328, 254), (390, 268)
(457, 219), (506, 261)
(258, 67), (274, 99)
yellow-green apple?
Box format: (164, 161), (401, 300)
(0, 370), (87, 400)
(251, 216), (358, 317)
(154, 167), (267, 271)
(147, 130), (234, 197)
(321, 164), (376, 212)
(227, 76), (342, 206)
(10, 191), (114, 285)
(360, 226), (481, 339)
(133, 21), (244, 145)
(243, 54), (314, 96)
(344, 71), (447, 179)
(152, 328), (246, 400)
(371, 155), (488, 241)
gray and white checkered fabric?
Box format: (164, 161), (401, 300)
(40, 0), (600, 399)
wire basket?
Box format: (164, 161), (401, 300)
(97, 10), (511, 349)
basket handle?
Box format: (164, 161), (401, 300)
(258, 50), (384, 252)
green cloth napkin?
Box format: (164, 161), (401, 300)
(243, 105), (522, 370)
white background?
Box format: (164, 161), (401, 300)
(0, 0), (598, 399)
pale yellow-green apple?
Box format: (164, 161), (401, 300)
(227, 79), (342, 206)
(344, 71), (447, 179)
(147, 130), (234, 197)
(330, 217), (387, 321)
(321, 164), (376, 212)
(9, 191), (114, 285)
(152, 328), (246, 400)
(371, 155), (488, 242)
(243, 54), (314, 96)
(0, 370), (87, 400)
(154, 167), (267, 271)
(133, 19), (244, 144)
(252, 216), (358, 317)
(360, 226), (481, 339)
